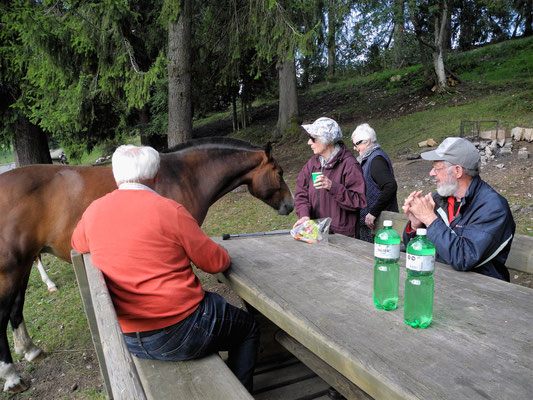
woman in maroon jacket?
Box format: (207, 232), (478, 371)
(293, 117), (367, 238)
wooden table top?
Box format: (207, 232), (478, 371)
(214, 234), (533, 400)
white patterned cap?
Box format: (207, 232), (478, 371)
(302, 117), (343, 144)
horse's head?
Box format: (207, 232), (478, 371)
(247, 142), (294, 215)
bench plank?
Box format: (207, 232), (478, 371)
(505, 233), (533, 274)
(275, 330), (373, 400)
(133, 356), (253, 400)
(253, 356), (316, 393)
(254, 376), (329, 400)
(80, 253), (147, 399)
(72, 251), (114, 399)
(373, 211), (533, 274)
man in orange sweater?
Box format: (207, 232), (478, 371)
(71, 144), (259, 391)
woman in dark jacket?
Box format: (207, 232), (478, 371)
(294, 117), (367, 239)
(352, 123), (399, 242)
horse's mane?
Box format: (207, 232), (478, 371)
(162, 137), (262, 154)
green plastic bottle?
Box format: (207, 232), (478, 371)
(373, 220), (400, 310)
(404, 228), (435, 328)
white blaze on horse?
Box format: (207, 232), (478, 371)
(0, 137), (294, 393)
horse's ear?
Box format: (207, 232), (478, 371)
(265, 141), (276, 159)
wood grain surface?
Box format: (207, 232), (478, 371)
(215, 234), (533, 400)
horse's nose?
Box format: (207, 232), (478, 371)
(278, 198), (294, 215)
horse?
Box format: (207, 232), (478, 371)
(0, 137), (294, 393)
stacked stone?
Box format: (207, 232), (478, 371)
(470, 138), (514, 165)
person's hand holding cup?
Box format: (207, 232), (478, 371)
(312, 172), (323, 189)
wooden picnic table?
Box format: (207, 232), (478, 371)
(214, 234), (533, 400)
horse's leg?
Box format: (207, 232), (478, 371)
(35, 256), (57, 293)
(0, 297), (26, 393)
(11, 271), (44, 363)
(0, 280), (29, 393)
(0, 267), (44, 393)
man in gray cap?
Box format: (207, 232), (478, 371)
(402, 137), (515, 281)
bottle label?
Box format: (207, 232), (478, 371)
(406, 254), (435, 271)
(374, 244), (400, 259)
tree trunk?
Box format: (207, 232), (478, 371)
(246, 101), (252, 126)
(432, 47), (447, 90)
(327, 0), (336, 77)
(300, 55), (311, 89)
(526, 0), (533, 36)
(232, 92), (238, 132)
(408, 4), (433, 84)
(241, 96), (247, 130)
(408, 0), (449, 89)
(433, 1), (449, 91)
(458, 0), (474, 50)
(139, 105), (166, 151)
(417, 37), (432, 82)
(274, 57), (299, 140)
(167, 0), (192, 148)
(391, 0), (405, 69)
(13, 116), (52, 166)
(442, 9), (452, 50)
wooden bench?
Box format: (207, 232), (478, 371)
(71, 250), (253, 400)
(372, 210), (533, 274)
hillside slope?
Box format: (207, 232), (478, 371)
(196, 36), (532, 236)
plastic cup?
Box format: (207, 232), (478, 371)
(312, 172), (322, 187)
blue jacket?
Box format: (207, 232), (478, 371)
(403, 176), (515, 281)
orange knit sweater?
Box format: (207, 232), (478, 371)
(71, 188), (230, 333)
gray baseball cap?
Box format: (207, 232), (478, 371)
(421, 137), (480, 170)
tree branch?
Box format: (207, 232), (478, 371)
(123, 38), (140, 73)
(407, 3), (437, 51)
(444, 66), (462, 83)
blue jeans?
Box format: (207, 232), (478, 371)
(123, 292), (259, 391)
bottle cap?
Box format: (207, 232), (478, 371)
(416, 228), (427, 236)
(383, 220), (392, 227)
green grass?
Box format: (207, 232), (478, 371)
(202, 189), (297, 237)
(371, 90), (533, 156)
(0, 149), (14, 164)
(193, 110), (232, 127)
(448, 36), (533, 83)
(70, 136), (141, 166)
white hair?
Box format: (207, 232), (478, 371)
(112, 145), (160, 185)
(436, 163), (459, 197)
(351, 123), (377, 144)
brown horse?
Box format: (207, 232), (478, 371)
(0, 137), (294, 393)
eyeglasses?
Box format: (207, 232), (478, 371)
(354, 140), (364, 146)
(309, 136), (316, 143)
(432, 165), (450, 173)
